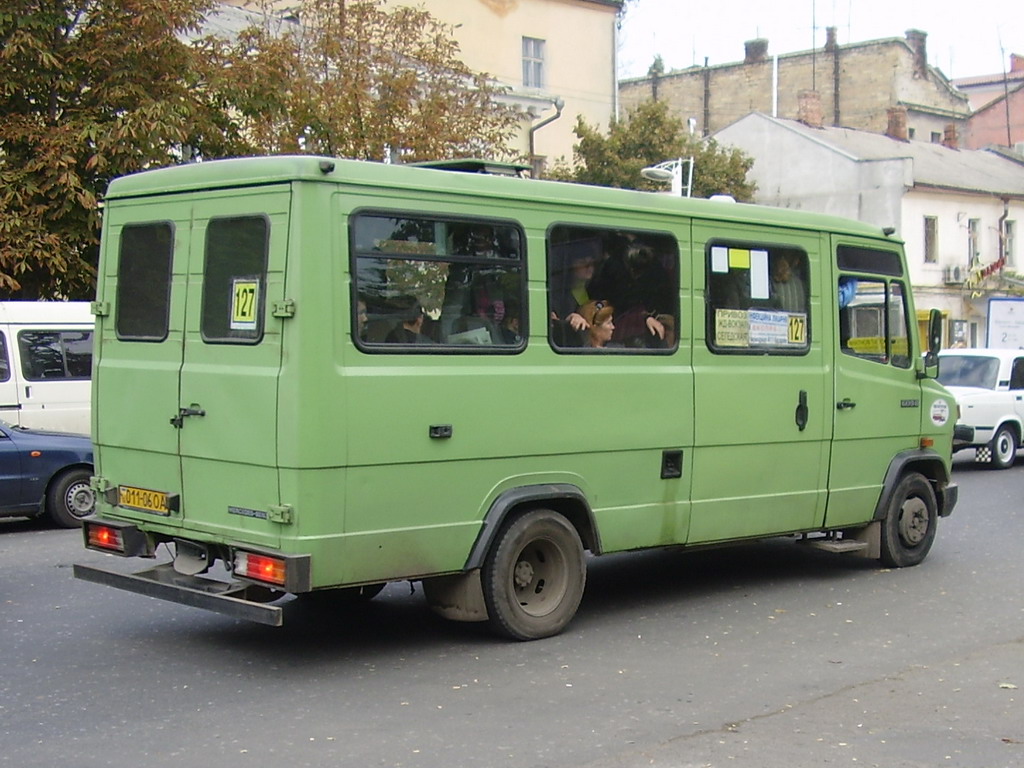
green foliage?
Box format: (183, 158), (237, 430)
(0, 0), (244, 299)
(215, 0), (521, 162)
(551, 100), (756, 201)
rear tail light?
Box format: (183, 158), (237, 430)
(234, 551), (287, 586)
(87, 523), (125, 553)
(82, 519), (150, 557)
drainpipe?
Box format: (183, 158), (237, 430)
(998, 198), (1009, 268)
(528, 97), (565, 175)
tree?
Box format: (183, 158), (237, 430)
(551, 100), (756, 201)
(0, 0), (245, 299)
(215, 0), (521, 161)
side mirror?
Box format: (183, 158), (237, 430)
(921, 308), (942, 377)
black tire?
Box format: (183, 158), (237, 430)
(879, 472), (937, 568)
(989, 424), (1018, 470)
(482, 509), (586, 641)
(46, 468), (95, 528)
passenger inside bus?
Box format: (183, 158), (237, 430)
(578, 300), (616, 348)
(385, 299), (433, 344)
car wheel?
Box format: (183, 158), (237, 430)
(879, 472), (937, 568)
(989, 424), (1018, 470)
(482, 508), (586, 641)
(46, 468), (96, 528)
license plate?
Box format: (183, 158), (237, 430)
(118, 485), (171, 515)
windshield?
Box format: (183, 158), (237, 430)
(938, 355), (1000, 389)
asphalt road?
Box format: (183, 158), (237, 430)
(2, 453), (1022, 768)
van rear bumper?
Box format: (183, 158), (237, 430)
(73, 562), (284, 626)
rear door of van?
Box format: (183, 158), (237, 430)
(96, 186), (291, 549)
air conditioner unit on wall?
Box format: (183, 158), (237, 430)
(943, 265), (964, 285)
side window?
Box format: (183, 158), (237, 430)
(352, 213), (525, 352)
(706, 242), (809, 354)
(17, 330), (94, 380)
(1010, 358), (1024, 390)
(547, 226), (679, 352)
(201, 216), (269, 344)
(0, 332), (9, 382)
(837, 277), (912, 368)
(116, 222), (174, 341)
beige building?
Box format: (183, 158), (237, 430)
(620, 29), (971, 144)
(221, 0), (623, 172)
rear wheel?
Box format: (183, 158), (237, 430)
(46, 468), (95, 528)
(879, 472), (937, 568)
(482, 509), (586, 641)
(989, 424), (1018, 469)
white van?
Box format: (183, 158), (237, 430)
(0, 302), (93, 435)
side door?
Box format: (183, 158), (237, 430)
(826, 240), (923, 528)
(689, 225), (830, 543)
(176, 187), (291, 547)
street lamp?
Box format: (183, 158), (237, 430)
(641, 157), (694, 197)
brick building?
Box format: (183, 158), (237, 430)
(619, 29), (970, 143)
(955, 54), (1024, 151)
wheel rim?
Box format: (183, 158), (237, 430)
(510, 536), (569, 618)
(898, 496), (929, 547)
(994, 430), (1016, 464)
(64, 481), (96, 519)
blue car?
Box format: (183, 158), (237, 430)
(0, 420), (95, 527)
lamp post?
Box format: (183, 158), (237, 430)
(640, 157), (694, 197)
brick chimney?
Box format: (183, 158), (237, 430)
(798, 90), (823, 128)
(1012, 53), (1024, 73)
(825, 26), (838, 53)
(942, 123), (959, 149)
(744, 38), (769, 64)
(905, 29), (928, 78)
(886, 106), (909, 140)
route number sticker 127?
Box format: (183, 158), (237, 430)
(230, 279), (259, 331)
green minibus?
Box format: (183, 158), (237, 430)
(76, 156), (957, 640)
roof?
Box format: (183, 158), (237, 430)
(732, 113), (1024, 197)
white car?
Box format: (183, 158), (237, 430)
(938, 348), (1024, 469)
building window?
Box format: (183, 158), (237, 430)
(908, 127), (916, 139)
(1006, 220), (1016, 268)
(930, 131), (942, 143)
(968, 218), (981, 264)
(522, 37), (545, 89)
(923, 216), (938, 263)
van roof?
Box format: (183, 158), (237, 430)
(105, 155), (894, 242)
(0, 301), (93, 325)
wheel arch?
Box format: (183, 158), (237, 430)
(464, 484), (600, 571)
(872, 449), (953, 521)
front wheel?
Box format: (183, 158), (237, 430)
(46, 468), (95, 528)
(879, 472), (937, 568)
(482, 509), (586, 641)
(989, 424), (1019, 470)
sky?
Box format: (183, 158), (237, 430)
(617, 0), (1022, 81)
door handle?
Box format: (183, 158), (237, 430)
(795, 390), (808, 431)
(836, 399), (857, 410)
(170, 405), (206, 428)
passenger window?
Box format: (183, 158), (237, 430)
(17, 330), (94, 381)
(706, 242), (809, 354)
(1009, 359), (1024, 390)
(116, 222), (174, 341)
(201, 216), (269, 344)
(837, 277), (912, 368)
(547, 226), (678, 352)
(352, 213), (525, 351)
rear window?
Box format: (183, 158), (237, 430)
(201, 216), (270, 344)
(116, 222), (174, 341)
(938, 355), (1000, 389)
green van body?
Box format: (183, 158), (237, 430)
(77, 156), (957, 638)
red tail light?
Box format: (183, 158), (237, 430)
(234, 551), (287, 586)
(87, 523), (125, 553)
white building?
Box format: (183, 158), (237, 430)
(714, 109), (1024, 346)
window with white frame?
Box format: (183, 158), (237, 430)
(968, 218), (981, 264)
(923, 216), (938, 263)
(522, 37), (545, 89)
